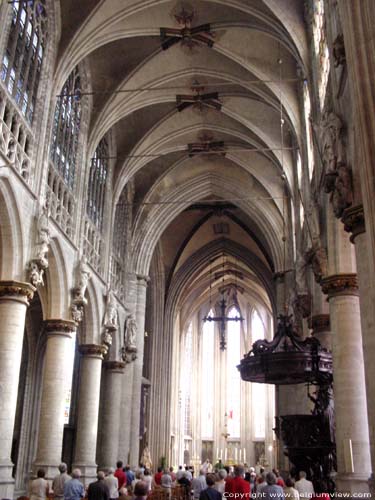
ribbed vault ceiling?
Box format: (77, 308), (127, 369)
(55, 0), (308, 307)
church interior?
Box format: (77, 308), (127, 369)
(0, 0), (375, 498)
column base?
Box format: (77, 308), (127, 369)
(32, 462), (60, 480)
(335, 472), (371, 494)
(0, 460), (15, 500)
(72, 463), (97, 485)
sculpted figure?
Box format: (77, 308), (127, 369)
(35, 206), (50, 268)
(75, 257), (91, 302)
(124, 314), (137, 352)
(71, 303), (84, 323)
(320, 111), (344, 181)
(104, 289), (118, 329)
(320, 111), (353, 217)
(305, 245), (328, 283)
(29, 261), (44, 287)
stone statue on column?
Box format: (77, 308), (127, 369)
(121, 313), (138, 363)
(102, 289), (118, 348)
(319, 111), (353, 218)
(71, 257), (91, 323)
(141, 444), (152, 470)
(124, 314), (137, 352)
(29, 205), (50, 287)
(74, 257), (91, 304)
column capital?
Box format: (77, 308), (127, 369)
(78, 344), (107, 359)
(0, 280), (35, 304)
(321, 273), (359, 298)
(136, 274), (150, 286)
(104, 360), (126, 373)
(308, 314), (331, 333)
(44, 319), (76, 338)
(342, 204), (365, 243)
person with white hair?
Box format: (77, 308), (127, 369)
(214, 469), (227, 495)
(64, 469), (85, 500)
(262, 472), (284, 500)
(53, 463), (70, 499)
(295, 472), (314, 500)
(104, 468), (119, 500)
(192, 468), (207, 499)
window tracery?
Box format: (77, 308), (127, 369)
(110, 190), (128, 299)
(1, 0), (47, 124)
(87, 138), (109, 229)
(47, 67), (82, 238)
(82, 138), (109, 274)
(183, 323), (193, 436)
(50, 67), (81, 188)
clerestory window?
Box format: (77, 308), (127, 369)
(1, 0), (47, 123)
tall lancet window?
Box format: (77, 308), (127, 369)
(50, 67), (82, 189)
(303, 81), (314, 180)
(183, 323), (193, 436)
(1, 0), (47, 122)
(227, 306), (241, 438)
(251, 309), (267, 439)
(312, 0), (330, 108)
(86, 137), (109, 230)
(201, 312), (215, 438)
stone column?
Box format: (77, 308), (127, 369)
(99, 361), (126, 470)
(321, 274), (371, 494)
(343, 204), (375, 490)
(0, 281), (34, 499)
(73, 344), (106, 484)
(33, 319), (76, 478)
(129, 275), (149, 467)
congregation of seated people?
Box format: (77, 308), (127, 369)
(27, 460), (327, 500)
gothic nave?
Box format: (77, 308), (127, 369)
(0, 0), (375, 498)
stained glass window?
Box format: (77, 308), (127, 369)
(50, 67), (81, 189)
(1, 0), (47, 123)
(183, 323), (193, 436)
(201, 313), (215, 438)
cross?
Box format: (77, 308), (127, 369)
(203, 295), (243, 351)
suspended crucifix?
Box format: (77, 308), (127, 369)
(203, 254), (244, 351)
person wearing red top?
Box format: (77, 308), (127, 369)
(230, 466), (251, 497)
(114, 461), (127, 490)
(154, 467), (163, 486)
(273, 469), (285, 488)
(224, 467), (234, 495)
(169, 467), (176, 482)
